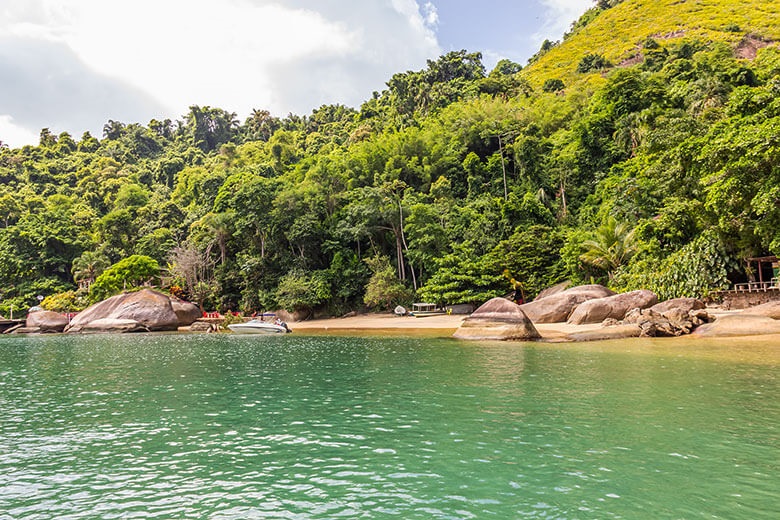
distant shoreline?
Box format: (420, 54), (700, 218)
(280, 310), (780, 342)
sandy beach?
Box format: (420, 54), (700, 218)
(287, 313), (605, 340)
(284, 309), (780, 343)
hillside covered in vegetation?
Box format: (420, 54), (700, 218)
(1, 0), (779, 316)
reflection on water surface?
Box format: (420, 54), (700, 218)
(0, 333), (778, 519)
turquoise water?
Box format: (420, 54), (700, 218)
(0, 333), (778, 519)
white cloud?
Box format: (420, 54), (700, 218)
(0, 0), (442, 146)
(0, 115), (39, 148)
(421, 2), (440, 28)
(47, 1), (361, 116)
(535, 0), (593, 43)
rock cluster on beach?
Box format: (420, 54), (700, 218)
(567, 289), (658, 325)
(518, 284), (614, 323)
(452, 284), (770, 342)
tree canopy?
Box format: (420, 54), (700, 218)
(1, 0), (778, 316)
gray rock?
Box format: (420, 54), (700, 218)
(66, 289), (180, 333)
(740, 301), (780, 320)
(567, 290), (658, 325)
(189, 320), (218, 332)
(26, 310), (69, 333)
(454, 297), (540, 341)
(650, 297), (705, 315)
(622, 307), (712, 337)
(170, 299), (202, 325)
(75, 318), (150, 334)
(520, 285), (615, 323)
(10, 326), (41, 334)
(694, 314), (780, 337)
(566, 324), (643, 342)
(534, 281), (572, 301)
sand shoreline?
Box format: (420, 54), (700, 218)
(287, 313), (619, 340)
(282, 310), (780, 342)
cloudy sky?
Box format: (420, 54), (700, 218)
(0, 0), (591, 147)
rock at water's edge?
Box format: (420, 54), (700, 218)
(622, 307), (711, 337)
(454, 297), (540, 341)
(693, 314), (780, 337)
(26, 310), (69, 333)
(66, 289), (180, 333)
(75, 318), (150, 334)
(566, 324), (643, 342)
(739, 301), (780, 320)
(171, 299), (202, 326)
(188, 320), (218, 333)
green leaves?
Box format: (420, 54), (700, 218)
(579, 217), (638, 282)
(275, 269), (331, 314)
(4, 21), (780, 314)
(89, 255), (161, 302)
(363, 255), (413, 311)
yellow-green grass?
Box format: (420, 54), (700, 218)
(522, 0), (780, 90)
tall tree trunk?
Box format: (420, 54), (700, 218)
(498, 134), (508, 201)
(394, 226), (406, 281)
(398, 198), (417, 290)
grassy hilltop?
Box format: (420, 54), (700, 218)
(525, 0), (780, 89)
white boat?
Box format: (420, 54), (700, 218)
(228, 319), (291, 334)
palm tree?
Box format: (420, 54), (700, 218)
(71, 251), (110, 290)
(197, 212), (235, 265)
(579, 217), (638, 281)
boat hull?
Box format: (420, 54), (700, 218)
(228, 321), (288, 334)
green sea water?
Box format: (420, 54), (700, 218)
(0, 333), (778, 519)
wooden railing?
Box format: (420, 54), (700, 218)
(733, 278), (779, 292)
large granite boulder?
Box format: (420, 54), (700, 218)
(566, 324), (643, 342)
(74, 318), (151, 334)
(66, 289), (180, 333)
(170, 299), (202, 326)
(740, 301), (780, 320)
(519, 285), (615, 323)
(26, 310), (69, 333)
(693, 314), (780, 337)
(454, 297), (540, 341)
(650, 298), (705, 315)
(533, 281), (572, 301)
(568, 290), (658, 325)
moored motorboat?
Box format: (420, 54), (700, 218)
(228, 318), (291, 334)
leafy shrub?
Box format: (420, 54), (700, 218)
(577, 53), (612, 73)
(0, 277), (74, 318)
(89, 255), (161, 302)
(542, 78), (566, 92)
(363, 255), (414, 310)
(416, 251), (503, 306)
(617, 230), (737, 300)
(276, 269), (331, 313)
(41, 291), (88, 312)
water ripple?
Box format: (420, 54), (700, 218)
(0, 334), (778, 518)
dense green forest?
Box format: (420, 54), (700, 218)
(1, 0), (779, 317)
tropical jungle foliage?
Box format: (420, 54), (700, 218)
(1, 0), (779, 316)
